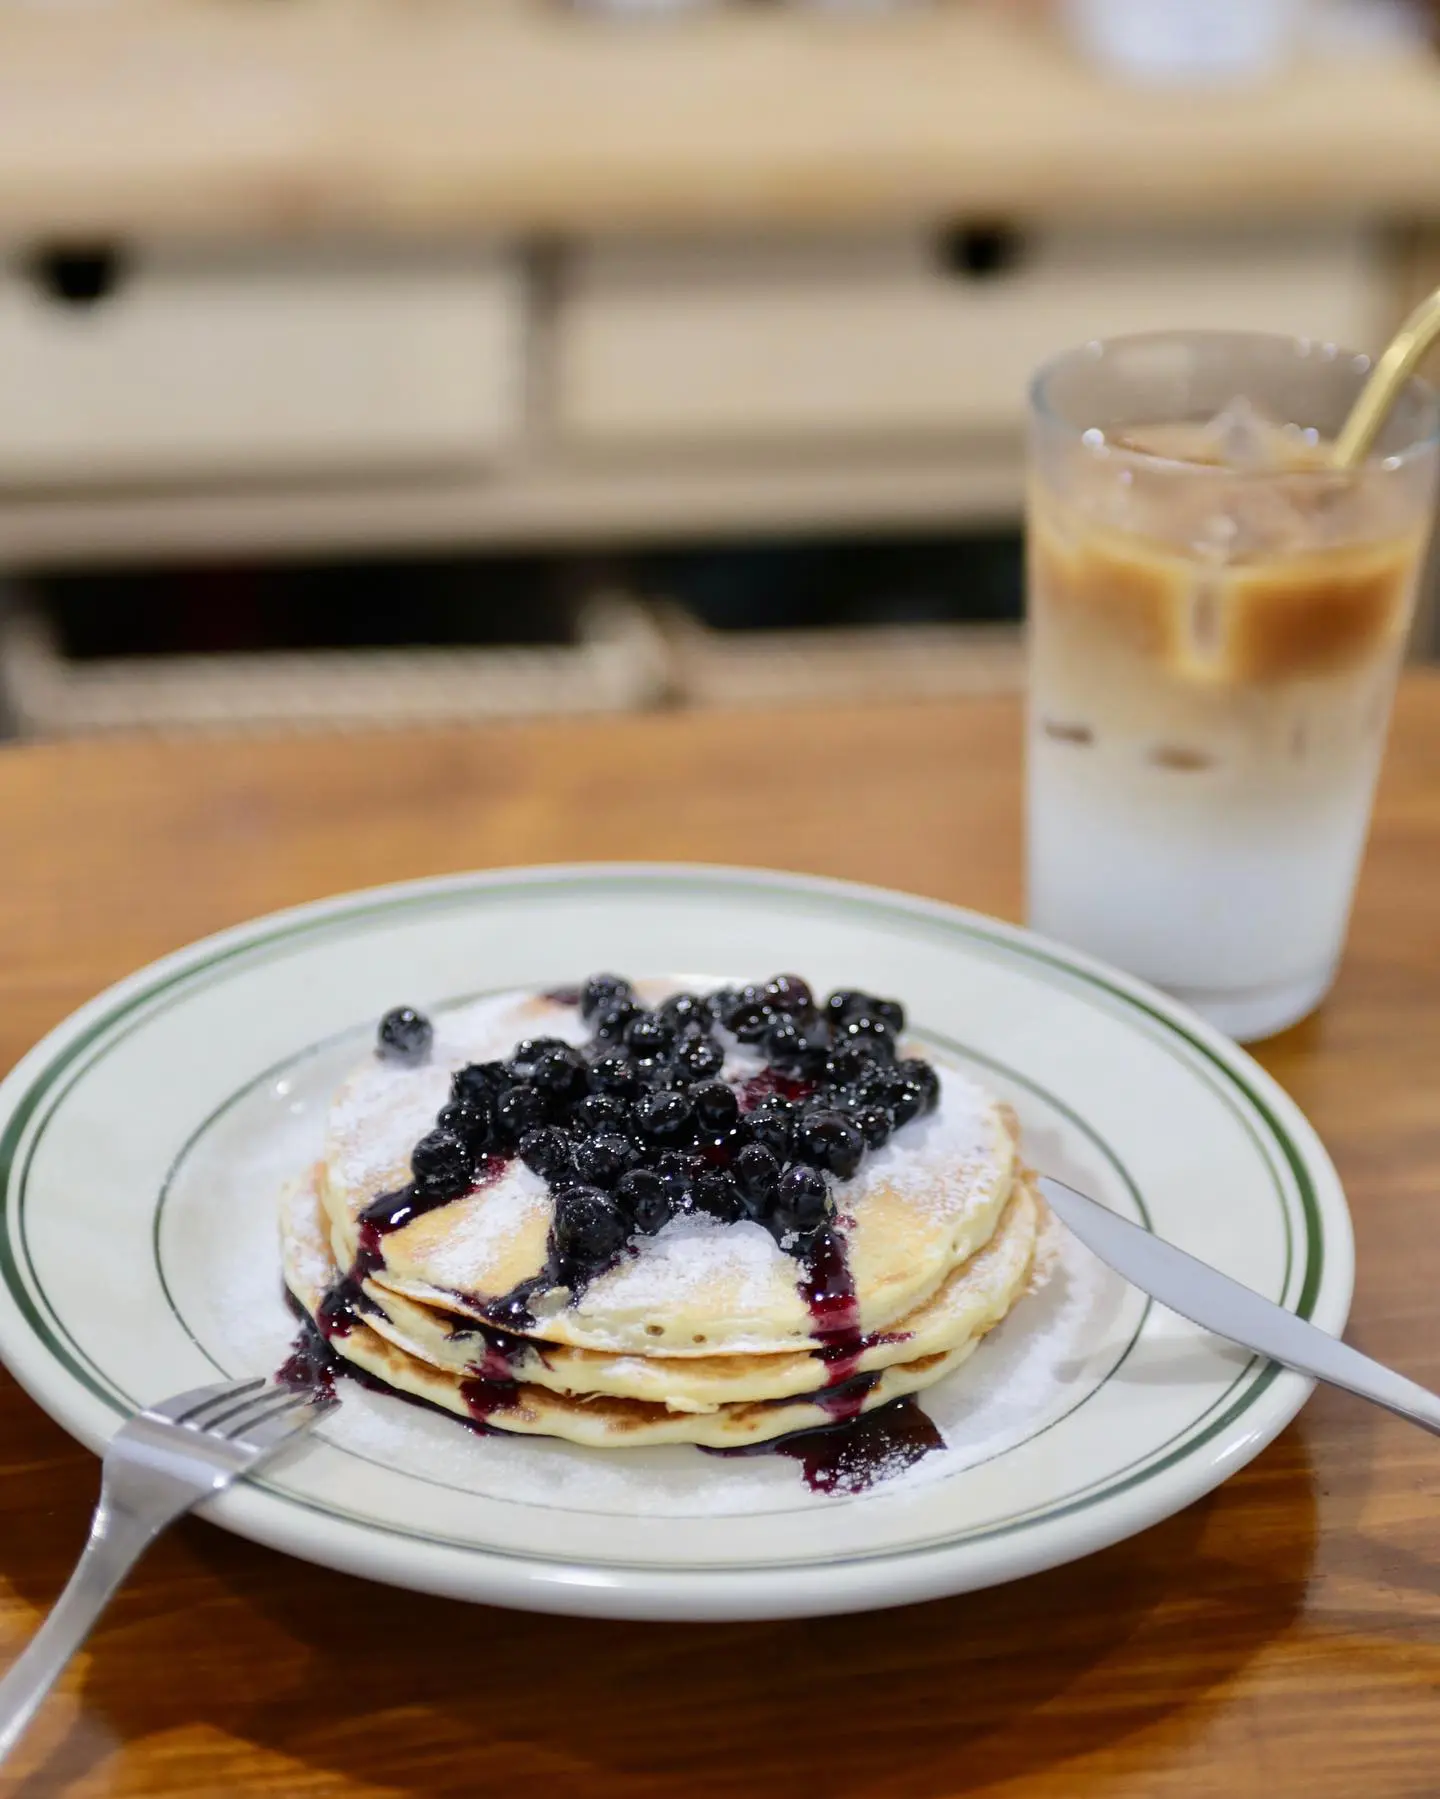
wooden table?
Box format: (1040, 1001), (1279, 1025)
(1, 678), (1438, 1796)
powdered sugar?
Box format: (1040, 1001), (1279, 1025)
(410, 1168), (551, 1291)
(326, 991), (587, 1208)
(278, 1178), (333, 1300)
(855, 1067), (997, 1225)
(590, 1212), (790, 1321)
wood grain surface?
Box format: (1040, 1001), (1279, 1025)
(1, 679), (1438, 1797)
(0, 2), (1437, 239)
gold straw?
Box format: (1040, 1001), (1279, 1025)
(1333, 283), (1440, 468)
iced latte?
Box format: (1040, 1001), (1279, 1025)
(1027, 333), (1439, 1039)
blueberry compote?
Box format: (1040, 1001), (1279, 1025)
(286, 975), (947, 1490)
(739, 1398), (946, 1496)
(276, 1293), (506, 1433)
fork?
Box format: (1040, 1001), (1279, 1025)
(0, 1374), (331, 1762)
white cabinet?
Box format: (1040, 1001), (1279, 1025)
(0, 245), (524, 484)
(554, 224), (1390, 446)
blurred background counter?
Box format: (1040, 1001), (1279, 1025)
(0, 0), (1437, 733)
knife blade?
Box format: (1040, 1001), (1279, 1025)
(1037, 1175), (1440, 1437)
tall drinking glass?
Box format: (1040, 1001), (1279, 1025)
(1026, 331), (1439, 1040)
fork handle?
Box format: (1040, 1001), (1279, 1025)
(0, 1490), (175, 1762)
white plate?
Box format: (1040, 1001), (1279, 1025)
(0, 864), (1351, 1620)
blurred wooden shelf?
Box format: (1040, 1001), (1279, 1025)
(1, 2), (1439, 241)
(0, 442), (1026, 569)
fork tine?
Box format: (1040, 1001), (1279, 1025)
(211, 1382), (332, 1441)
(234, 1394), (335, 1454)
(149, 1376), (266, 1428)
(198, 1383), (301, 1436)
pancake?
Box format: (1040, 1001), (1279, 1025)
(281, 1167), (1040, 1448)
(284, 1163), (1041, 1414)
(319, 987), (1018, 1356)
(278, 973), (1042, 1455)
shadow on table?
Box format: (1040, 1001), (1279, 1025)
(2, 1425), (1333, 1799)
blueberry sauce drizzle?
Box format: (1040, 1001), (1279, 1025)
(814, 1330), (910, 1396)
(799, 1224), (861, 1345)
(301, 1158), (512, 1354)
(796, 1222), (885, 1413)
(460, 1373), (521, 1423)
(706, 1397), (944, 1494)
(780, 1398), (944, 1493)
(788, 1207), (941, 1454)
(450, 1319), (531, 1382)
(356, 1155), (509, 1239)
(278, 1298), (502, 1434)
(313, 1273), (375, 1341)
(737, 1070), (814, 1110)
(277, 1310), (340, 1401)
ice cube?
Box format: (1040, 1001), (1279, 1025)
(1195, 395), (1289, 472)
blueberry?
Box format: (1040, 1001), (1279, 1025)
(733, 1141), (781, 1211)
(693, 1126), (747, 1169)
(794, 1109), (865, 1179)
(856, 1065), (907, 1106)
(837, 1014), (896, 1061)
(870, 996), (906, 1035)
(518, 1125), (574, 1183)
(847, 1102), (894, 1150)
(764, 1013), (825, 1072)
(617, 1167), (675, 1235)
(633, 1088), (695, 1145)
(506, 1036), (570, 1080)
(629, 1055), (670, 1089)
(821, 1044), (874, 1088)
(581, 974), (633, 1022)
(824, 989), (870, 1027)
(721, 988), (773, 1044)
(655, 1147), (706, 1180)
(660, 991), (716, 1031)
(672, 1034), (725, 1081)
(451, 1061), (508, 1106)
(495, 1084), (549, 1142)
(436, 1099), (477, 1133)
(893, 1057), (940, 1114)
(764, 974), (813, 1012)
(410, 1128), (472, 1197)
(587, 1050), (639, 1096)
(531, 1046), (587, 1100)
(625, 1010), (675, 1057)
(659, 1166), (697, 1212)
(889, 1084), (924, 1128)
(572, 1132), (636, 1189)
(572, 1092), (632, 1133)
(772, 1164), (832, 1237)
(825, 989), (904, 1036)
(745, 1096), (796, 1158)
(652, 1060), (696, 1091)
(551, 1185), (629, 1271)
(693, 1170), (746, 1224)
(593, 998), (640, 1044)
(377, 1006), (433, 1066)
(635, 1156), (697, 1214)
(437, 1098), (491, 1150)
(855, 1066), (923, 1127)
(691, 1080), (740, 1132)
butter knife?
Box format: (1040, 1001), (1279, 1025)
(1037, 1176), (1440, 1437)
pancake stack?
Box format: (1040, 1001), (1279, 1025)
(279, 982), (1039, 1451)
